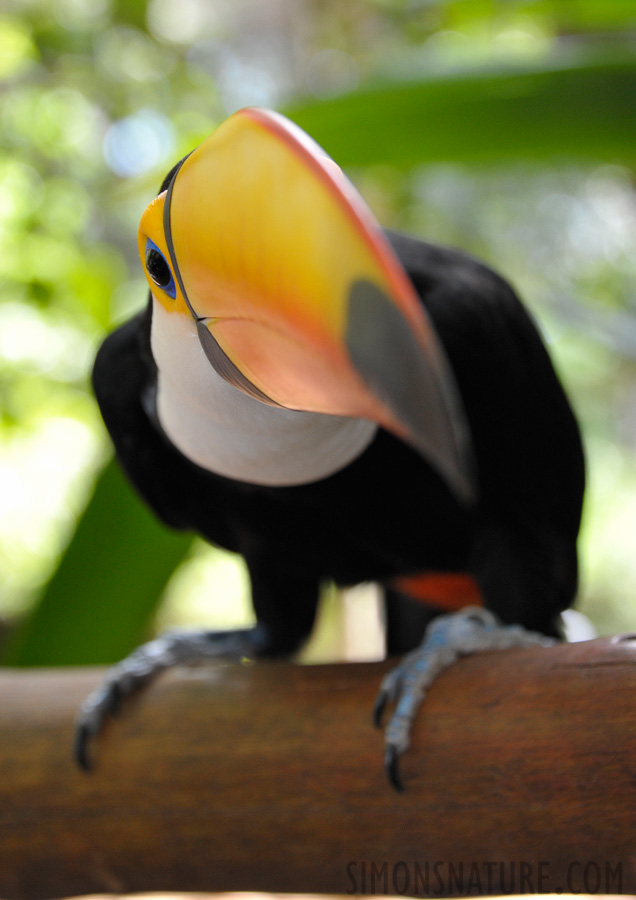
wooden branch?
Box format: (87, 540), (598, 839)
(2, 636), (636, 899)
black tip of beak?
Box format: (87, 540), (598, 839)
(345, 279), (477, 505)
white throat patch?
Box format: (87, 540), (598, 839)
(150, 299), (377, 486)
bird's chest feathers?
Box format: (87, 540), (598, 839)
(149, 299), (377, 486)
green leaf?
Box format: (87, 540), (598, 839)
(286, 47), (636, 168)
(2, 458), (194, 666)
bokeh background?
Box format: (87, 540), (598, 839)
(1, 0), (635, 665)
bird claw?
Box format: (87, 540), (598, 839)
(74, 721), (99, 772)
(384, 743), (404, 792)
(373, 688), (389, 728)
(73, 656), (157, 771)
(74, 627), (259, 771)
(374, 606), (556, 791)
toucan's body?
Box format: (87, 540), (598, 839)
(80, 109), (585, 781)
(95, 228), (583, 651)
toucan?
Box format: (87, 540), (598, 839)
(75, 107), (585, 788)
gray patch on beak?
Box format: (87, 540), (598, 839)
(346, 279), (477, 505)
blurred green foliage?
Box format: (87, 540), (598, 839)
(1, 0), (636, 664)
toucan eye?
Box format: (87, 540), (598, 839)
(145, 239), (176, 299)
(146, 249), (170, 285)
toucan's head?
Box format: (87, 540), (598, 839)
(138, 107), (476, 504)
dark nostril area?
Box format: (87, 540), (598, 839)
(612, 633), (636, 644)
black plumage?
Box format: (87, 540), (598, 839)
(93, 228), (585, 656)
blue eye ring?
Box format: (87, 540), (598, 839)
(145, 239), (176, 299)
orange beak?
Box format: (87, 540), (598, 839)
(138, 107), (476, 505)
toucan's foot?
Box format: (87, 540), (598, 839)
(74, 626), (262, 771)
(374, 607), (556, 791)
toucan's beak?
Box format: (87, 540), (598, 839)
(138, 107), (476, 505)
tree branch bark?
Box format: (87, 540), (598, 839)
(1, 636), (636, 899)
